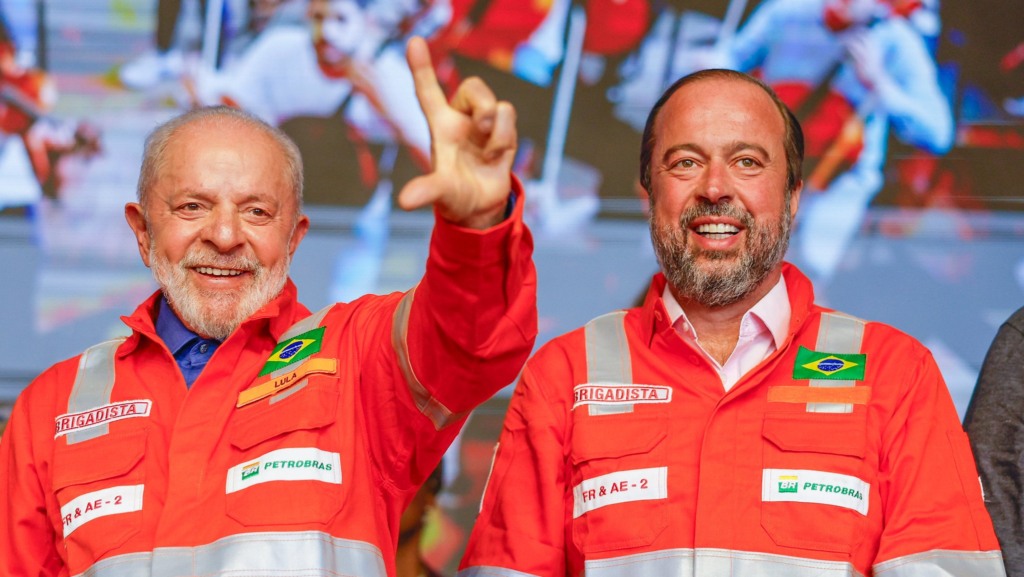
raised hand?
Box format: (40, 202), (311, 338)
(396, 36), (518, 230)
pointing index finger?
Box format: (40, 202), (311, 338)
(406, 36), (447, 120)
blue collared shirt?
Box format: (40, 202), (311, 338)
(155, 297), (221, 388)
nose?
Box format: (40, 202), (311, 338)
(700, 160), (733, 205)
(200, 207), (244, 253)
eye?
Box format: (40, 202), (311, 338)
(738, 158), (757, 168)
(180, 202), (202, 211)
(671, 158), (696, 169)
(244, 206), (274, 222)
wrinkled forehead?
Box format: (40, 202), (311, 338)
(160, 122), (295, 198)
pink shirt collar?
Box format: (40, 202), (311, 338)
(661, 275), (791, 389)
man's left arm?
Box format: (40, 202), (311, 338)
(872, 345), (1005, 575)
(358, 37), (534, 498)
(392, 36), (537, 417)
(393, 181), (536, 426)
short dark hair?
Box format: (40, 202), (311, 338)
(638, 69), (804, 195)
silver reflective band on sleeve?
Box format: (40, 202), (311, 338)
(391, 288), (458, 430)
(457, 567), (542, 577)
(584, 311), (633, 416)
(73, 531), (387, 577)
(583, 548), (862, 577)
(67, 338), (126, 445)
(872, 549), (1006, 577)
(280, 304), (333, 341)
(808, 312), (865, 414)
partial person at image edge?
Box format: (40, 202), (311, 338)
(964, 305), (1024, 577)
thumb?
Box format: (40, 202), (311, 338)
(397, 173), (446, 212)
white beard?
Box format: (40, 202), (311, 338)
(150, 243), (290, 341)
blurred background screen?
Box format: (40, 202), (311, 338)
(0, 0), (1022, 572)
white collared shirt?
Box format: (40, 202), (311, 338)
(662, 276), (791, 391)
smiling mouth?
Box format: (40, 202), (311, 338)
(194, 266), (246, 277)
(695, 223), (741, 240)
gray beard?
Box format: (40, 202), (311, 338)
(650, 200), (791, 308)
(150, 243), (290, 341)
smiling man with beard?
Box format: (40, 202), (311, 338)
(0, 37), (537, 577)
(458, 68), (1004, 577)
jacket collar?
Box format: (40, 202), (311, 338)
(638, 262), (817, 346)
(118, 278), (309, 357)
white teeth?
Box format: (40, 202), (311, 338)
(696, 223), (740, 235)
(195, 267), (243, 277)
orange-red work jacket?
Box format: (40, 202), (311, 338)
(459, 264), (1003, 577)
(0, 201), (537, 577)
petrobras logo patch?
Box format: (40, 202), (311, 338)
(572, 383), (672, 410)
(777, 475), (799, 493)
(762, 468), (869, 515)
(240, 461), (261, 481)
(226, 447), (341, 494)
(54, 400), (152, 438)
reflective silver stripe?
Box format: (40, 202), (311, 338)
(585, 311), (631, 383)
(269, 378), (308, 404)
(74, 531), (387, 577)
(391, 288), (457, 430)
(78, 552), (150, 577)
(808, 312), (866, 414)
(583, 548), (861, 577)
(67, 339), (126, 445)
(280, 304), (333, 341)
(457, 567), (542, 577)
(584, 311), (632, 416)
(873, 549), (1006, 577)
(588, 403), (634, 416)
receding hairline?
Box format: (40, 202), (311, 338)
(639, 68), (804, 194)
(136, 106), (305, 220)
(655, 74), (787, 137)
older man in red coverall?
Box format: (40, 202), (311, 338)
(458, 68), (1004, 576)
(0, 36), (536, 577)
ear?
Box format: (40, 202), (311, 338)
(288, 214), (311, 257)
(789, 179), (803, 221)
(125, 203), (152, 267)
(643, 182), (655, 211)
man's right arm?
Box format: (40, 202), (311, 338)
(459, 358), (571, 576)
(1, 374), (63, 576)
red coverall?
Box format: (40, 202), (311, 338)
(459, 264), (1003, 577)
(0, 195), (537, 577)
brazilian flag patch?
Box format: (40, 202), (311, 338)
(792, 346), (866, 381)
(258, 327), (325, 376)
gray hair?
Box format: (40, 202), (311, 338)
(136, 106), (304, 220)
